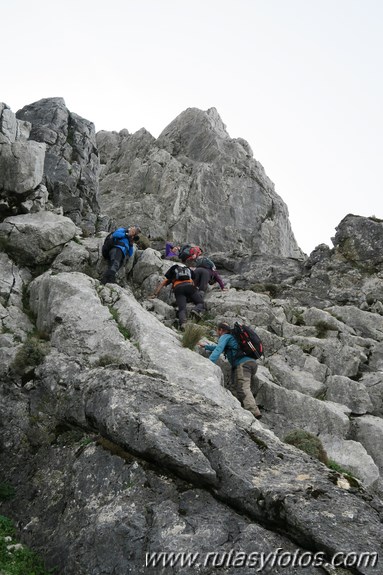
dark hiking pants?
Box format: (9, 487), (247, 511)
(174, 283), (205, 326)
(102, 247), (125, 284)
(193, 267), (212, 295)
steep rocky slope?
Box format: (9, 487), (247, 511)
(0, 99), (382, 575)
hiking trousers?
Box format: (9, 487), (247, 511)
(102, 247), (125, 284)
(234, 360), (261, 418)
(173, 282), (205, 326)
(193, 267), (212, 294)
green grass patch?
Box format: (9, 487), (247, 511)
(284, 429), (328, 464)
(0, 515), (55, 574)
(0, 483), (15, 501)
(11, 335), (49, 377)
(327, 459), (357, 480)
(181, 323), (207, 350)
(108, 307), (131, 339)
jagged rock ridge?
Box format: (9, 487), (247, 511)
(97, 106), (304, 259)
(0, 99), (100, 234)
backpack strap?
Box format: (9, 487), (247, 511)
(172, 278), (193, 288)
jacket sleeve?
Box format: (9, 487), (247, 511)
(204, 344), (216, 353)
(207, 334), (230, 363)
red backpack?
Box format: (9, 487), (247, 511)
(231, 322), (264, 360)
(179, 244), (202, 262)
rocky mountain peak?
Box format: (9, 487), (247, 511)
(98, 105), (304, 259)
(157, 106), (244, 161)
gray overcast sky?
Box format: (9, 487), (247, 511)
(3, 0), (382, 255)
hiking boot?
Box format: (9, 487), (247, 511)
(249, 407), (262, 419)
(190, 309), (203, 321)
(101, 270), (116, 285)
(179, 323), (186, 332)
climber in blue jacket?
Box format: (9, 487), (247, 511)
(101, 225), (141, 284)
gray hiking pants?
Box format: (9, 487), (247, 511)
(234, 360), (261, 417)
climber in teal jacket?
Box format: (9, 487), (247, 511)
(200, 322), (262, 419)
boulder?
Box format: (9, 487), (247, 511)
(353, 415), (383, 473)
(0, 103), (47, 219)
(28, 271), (141, 369)
(0, 139), (46, 195)
(326, 305), (383, 341)
(334, 214), (383, 270)
(255, 368), (351, 439)
(325, 375), (373, 415)
(360, 372), (383, 416)
(267, 354), (325, 397)
(290, 335), (363, 378)
(0, 211), (78, 267)
(321, 436), (380, 488)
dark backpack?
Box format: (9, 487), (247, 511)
(195, 256), (215, 270)
(102, 232), (115, 258)
(178, 244), (191, 261)
(174, 264), (192, 282)
(231, 322), (264, 360)
(179, 244), (202, 262)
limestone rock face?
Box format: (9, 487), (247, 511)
(0, 251), (33, 378)
(334, 214), (383, 270)
(0, 102), (31, 145)
(97, 107), (304, 259)
(276, 214), (383, 309)
(16, 98), (100, 234)
(0, 139), (46, 195)
(1, 101), (383, 575)
(0, 104), (46, 203)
